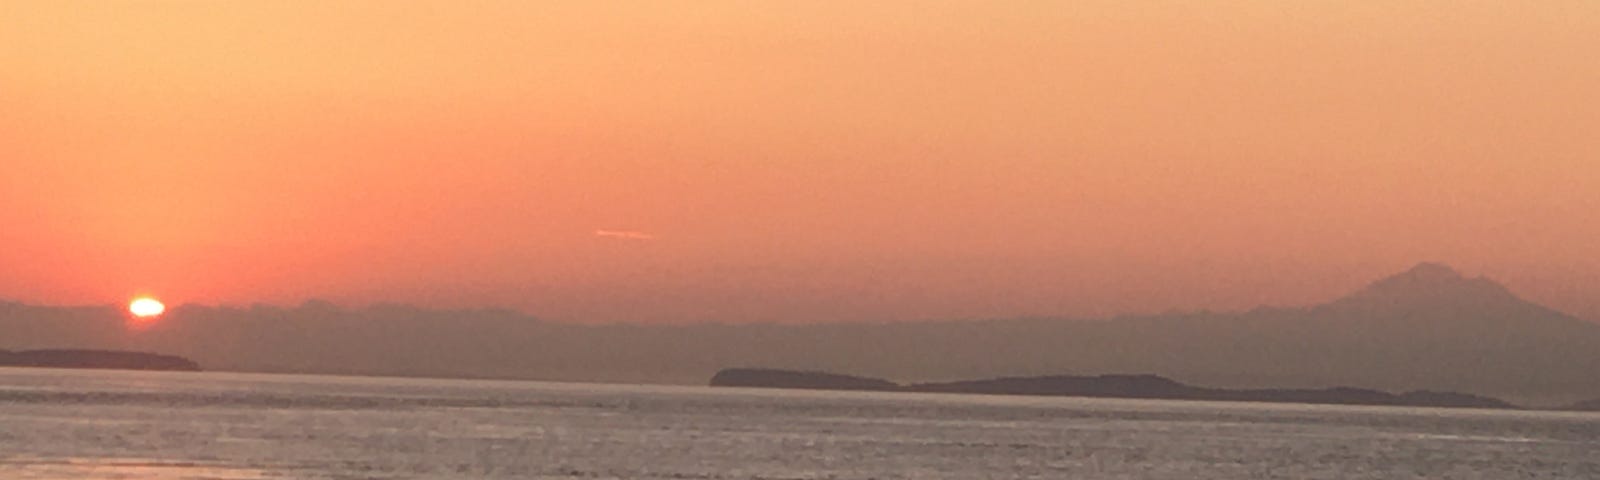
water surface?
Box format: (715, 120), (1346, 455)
(1, 368), (1596, 479)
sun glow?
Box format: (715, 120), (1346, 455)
(129, 298), (166, 318)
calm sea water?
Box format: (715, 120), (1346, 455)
(0, 368), (1596, 479)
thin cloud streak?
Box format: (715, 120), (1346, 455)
(594, 229), (657, 241)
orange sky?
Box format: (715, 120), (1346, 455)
(3, 1), (1598, 323)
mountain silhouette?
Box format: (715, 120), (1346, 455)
(2, 263), (1598, 405)
(1322, 262), (1559, 324)
(1334, 262), (1517, 306)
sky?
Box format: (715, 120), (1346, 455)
(3, 1), (1598, 323)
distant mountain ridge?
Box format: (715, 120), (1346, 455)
(709, 368), (1518, 410)
(1322, 263), (1572, 323)
(2, 263), (1597, 405)
(1341, 262), (1514, 302)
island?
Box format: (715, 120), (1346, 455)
(0, 349), (201, 372)
(710, 368), (1517, 410)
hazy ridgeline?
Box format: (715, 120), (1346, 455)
(4, 264), (1599, 406)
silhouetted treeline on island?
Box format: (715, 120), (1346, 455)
(0, 349), (200, 372)
(710, 368), (1518, 410)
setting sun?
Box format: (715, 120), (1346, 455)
(129, 298), (166, 318)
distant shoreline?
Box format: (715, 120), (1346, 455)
(0, 349), (201, 372)
(710, 368), (1560, 411)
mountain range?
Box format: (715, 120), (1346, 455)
(3, 263), (1597, 406)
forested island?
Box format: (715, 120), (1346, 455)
(711, 368), (1518, 410)
(0, 349), (201, 372)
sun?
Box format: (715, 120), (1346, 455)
(129, 297), (166, 318)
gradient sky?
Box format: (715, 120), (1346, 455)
(3, 1), (1597, 323)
